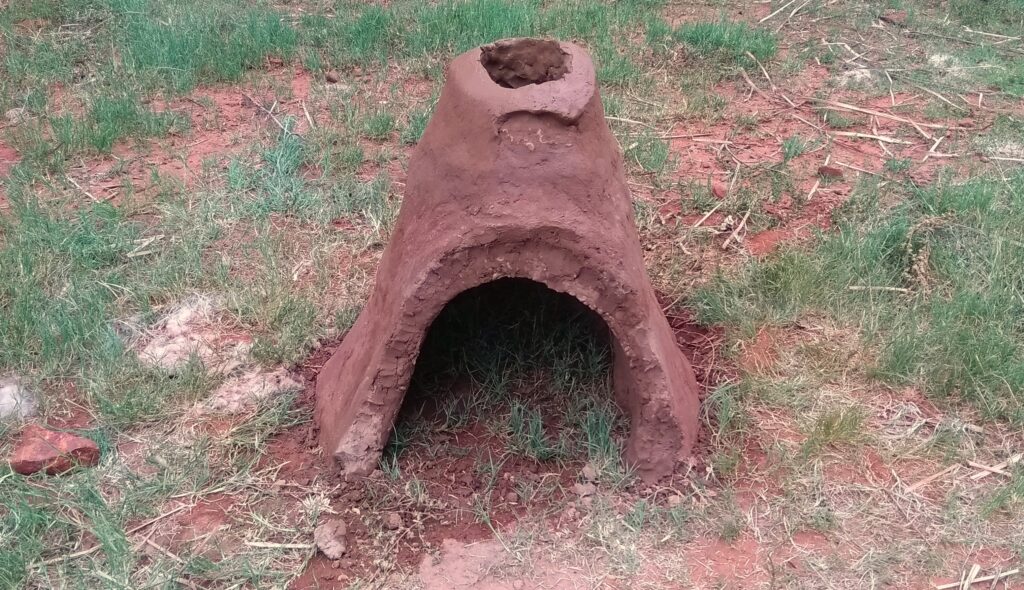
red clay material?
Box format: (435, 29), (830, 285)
(10, 424), (101, 475)
(315, 39), (700, 482)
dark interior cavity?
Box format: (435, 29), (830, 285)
(480, 38), (570, 89)
(392, 278), (619, 459)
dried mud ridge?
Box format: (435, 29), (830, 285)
(314, 39), (702, 483)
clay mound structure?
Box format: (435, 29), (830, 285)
(316, 38), (700, 482)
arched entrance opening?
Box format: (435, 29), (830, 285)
(385, 278), (627, 470)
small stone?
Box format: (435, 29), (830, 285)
(573, 482), (597, 497)
(667, 494), (684, 508)
(580, 462), (598, 482)
(879, 9), (907, 27)
(384, 512), (403, 530)
(581, 496), (594, 508)
(818, 165), (844, 179)
(4, 107), (26, 125)
(325, 71), (341, 84)
(314, 518), (348, 560)
(9, 425), (100, 475)
(0, 376), (37, 421)
(512, 581), (525, 590)
(711, 182), (728, 199)
(505, 491), (518, 503)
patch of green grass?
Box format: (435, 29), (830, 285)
(981, 466), (1024, 517)
(675, 20), (778, 65)
(694, 171), (1024, 423)
(625, 134), (672, 174)
(885, 158), (912, 173)
(507, 401), (565, 461)
(82, 95), (187, 153)
(110, 0), (298, 93)
(401, 104), (435, 144)
(822, 109), (857, 129)
(362, 109), (397, 140)
(800, 406), (867, 458)
(950, 0), (1024, 32)
(781, 134), (808, 163)
(406, 0), (540, 55)
(9, 94), (186, 171)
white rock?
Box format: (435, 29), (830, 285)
(836, 68), (873, 87)
(202, 367), (302, 414)
(0, 376), (37, 421)
(136, 295), (252, 375)
(4, 107), (26, 125)
(314, 518), (348, 560)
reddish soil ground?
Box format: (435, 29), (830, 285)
(249, 302), (725, 588)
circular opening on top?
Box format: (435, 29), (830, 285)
(480, 38), (570, 89)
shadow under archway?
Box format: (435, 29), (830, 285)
(387, 278), (627, 467)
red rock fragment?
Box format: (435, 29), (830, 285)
(818, 165), (844, 179)
(9, 424), (100, 475)
(711, 182), (728, 199)
(879, 10), (907, 27)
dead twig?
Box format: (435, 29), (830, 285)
(242, 92), (289, 133)
(739, 68), (772, 101)
(65, 175), (101, 203)
(914, 85), (968, 112)
(907, 464), (960, 492)
(833, 131), (913, 144)
(922, 135), (945, 163)
(833, 161), (879, 176)
(962, 27), (1021, 42)
(933, 568), (1018, 589)
(746, 52), (775, 91)
(301, 100), (316, 130)
(810, 98), (944, 139)
(759, 0), (798, 23)
(966, 461), (1011, 478)
(605, 116), (656, 130)
(848, 285), (910, 293)
(145, 538), (184, 564)
(245, 541), (315, 550)
(970, 453), (1022, 481)
(692, 202), (723, 229)
(721, 210), (751, 250)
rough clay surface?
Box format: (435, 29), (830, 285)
(0, 376), (37, 421)
(480, 38), (570, 89)
(314, 518), (349, 560)
(9, 424), (101, 475)
(315, 39), (700, 482)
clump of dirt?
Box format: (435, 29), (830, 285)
(200, 367), (302, 414)
(480, 38), (570, 89)
(133, 295), (301, 415)
(738, 327), (781, 374)
(417, 538), (584, 590)
(0, 139), (20, 209)
(134, 295), (251, 375)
